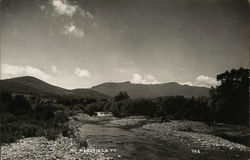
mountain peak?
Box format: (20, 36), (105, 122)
(4, 76), (44, 83)
(0, 76), (110, 99)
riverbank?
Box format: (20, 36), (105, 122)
(1, 136), (106, 160)
(0, 114), (112, 160)
(1, 114), (249, 160)
(73, 114), (250, 151)
(142, 121), (249, 151)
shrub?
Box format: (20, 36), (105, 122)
(54, 104), (65, 111)
(8, 95), (32, 116)
(54, 111), (68, 123)
(35, 128), (45, 137)
(110, 102), (122, 117)
(20, 124), (38, 137)
(44, 128), (59, 140)
(75, 136), (88, 148)
(34, 105), (54, 121)
(0, 124), (15, 143)
(84, 103), (97, 116)
(61, 125), (74, 137)
(3, 113), (17, 123)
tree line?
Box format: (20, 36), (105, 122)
(83, 68), (249, 125)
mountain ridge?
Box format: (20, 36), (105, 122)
(0, 76), (210, 99)
(0, 76), (110, 99)
(92, 81), (209, 98)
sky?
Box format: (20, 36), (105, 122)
(1, 0), (249, 89)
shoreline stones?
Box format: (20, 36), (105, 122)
(142, 121), (250, 152)
(1, 136), (107, 160)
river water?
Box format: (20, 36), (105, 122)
(79, 121), (249, 160)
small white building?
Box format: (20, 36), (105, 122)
(96, 112), (112, 117)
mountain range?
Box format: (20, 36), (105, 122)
(92, 81), (209, 98)
(0, 76), (209, 99)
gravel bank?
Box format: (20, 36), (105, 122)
(1, 114), (114, 160)
(142, 121), (250, 151)
(1, 136), (106, 160)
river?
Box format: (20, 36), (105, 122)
(78, 120), (249, 160)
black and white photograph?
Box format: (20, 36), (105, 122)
(0, 0), (249, 159)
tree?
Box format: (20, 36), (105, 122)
(0, 92), (12, 113)
(34, 105), (54, 120)
(210, 68), (249, 125)
(114, 91), (130, 102)
(9, 95), (32, 116)
(110, 101), (123, 117)
(84, 103), (97, 116)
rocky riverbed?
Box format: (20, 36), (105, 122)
(1, 136), (106, 160)
(142, 121), (249, 151)
(1, 114), (249, 160)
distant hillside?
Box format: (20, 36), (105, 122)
(0, 76), (209, 99)
(0, 76), (110, 100)
(92, 81), (209, 98)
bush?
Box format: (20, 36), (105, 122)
(44, 128), (59, 140)
(35, 128), (45, 137)
(0, 94), (76, 143)
(110, 102), (123, 117)
(8, 95), (32, 116)
(3, 113), (17, 123)
(84, 103), (97, 116)
(54, 104), (65, 111)
(61, 125), (74, 137)
(75, 136), (88, 148)
(0, 124), (18, 143)
(34, 105), (54, 121)
(54, 111), (68, 123)
(20, 124), (38, 137)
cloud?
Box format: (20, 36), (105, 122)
(40, 4), (46, 11)
(63, 23), (84, 38)
(195, 75), (220, 88)
(47, 0), (96, 37)
(131, 73), (159, 84)
(179, 75), (220, 88)
(86, 11), (94, 19)
(179, 81), (193, 86)
(51, 0), (76, 16)
(74, 67), (91, 78)
(114, 67), (139, 73)
(50, 0), (95, 19)
(51, 65), (60, 74)
(115, 68), (127, 73)
(1, 63), (51, 80)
